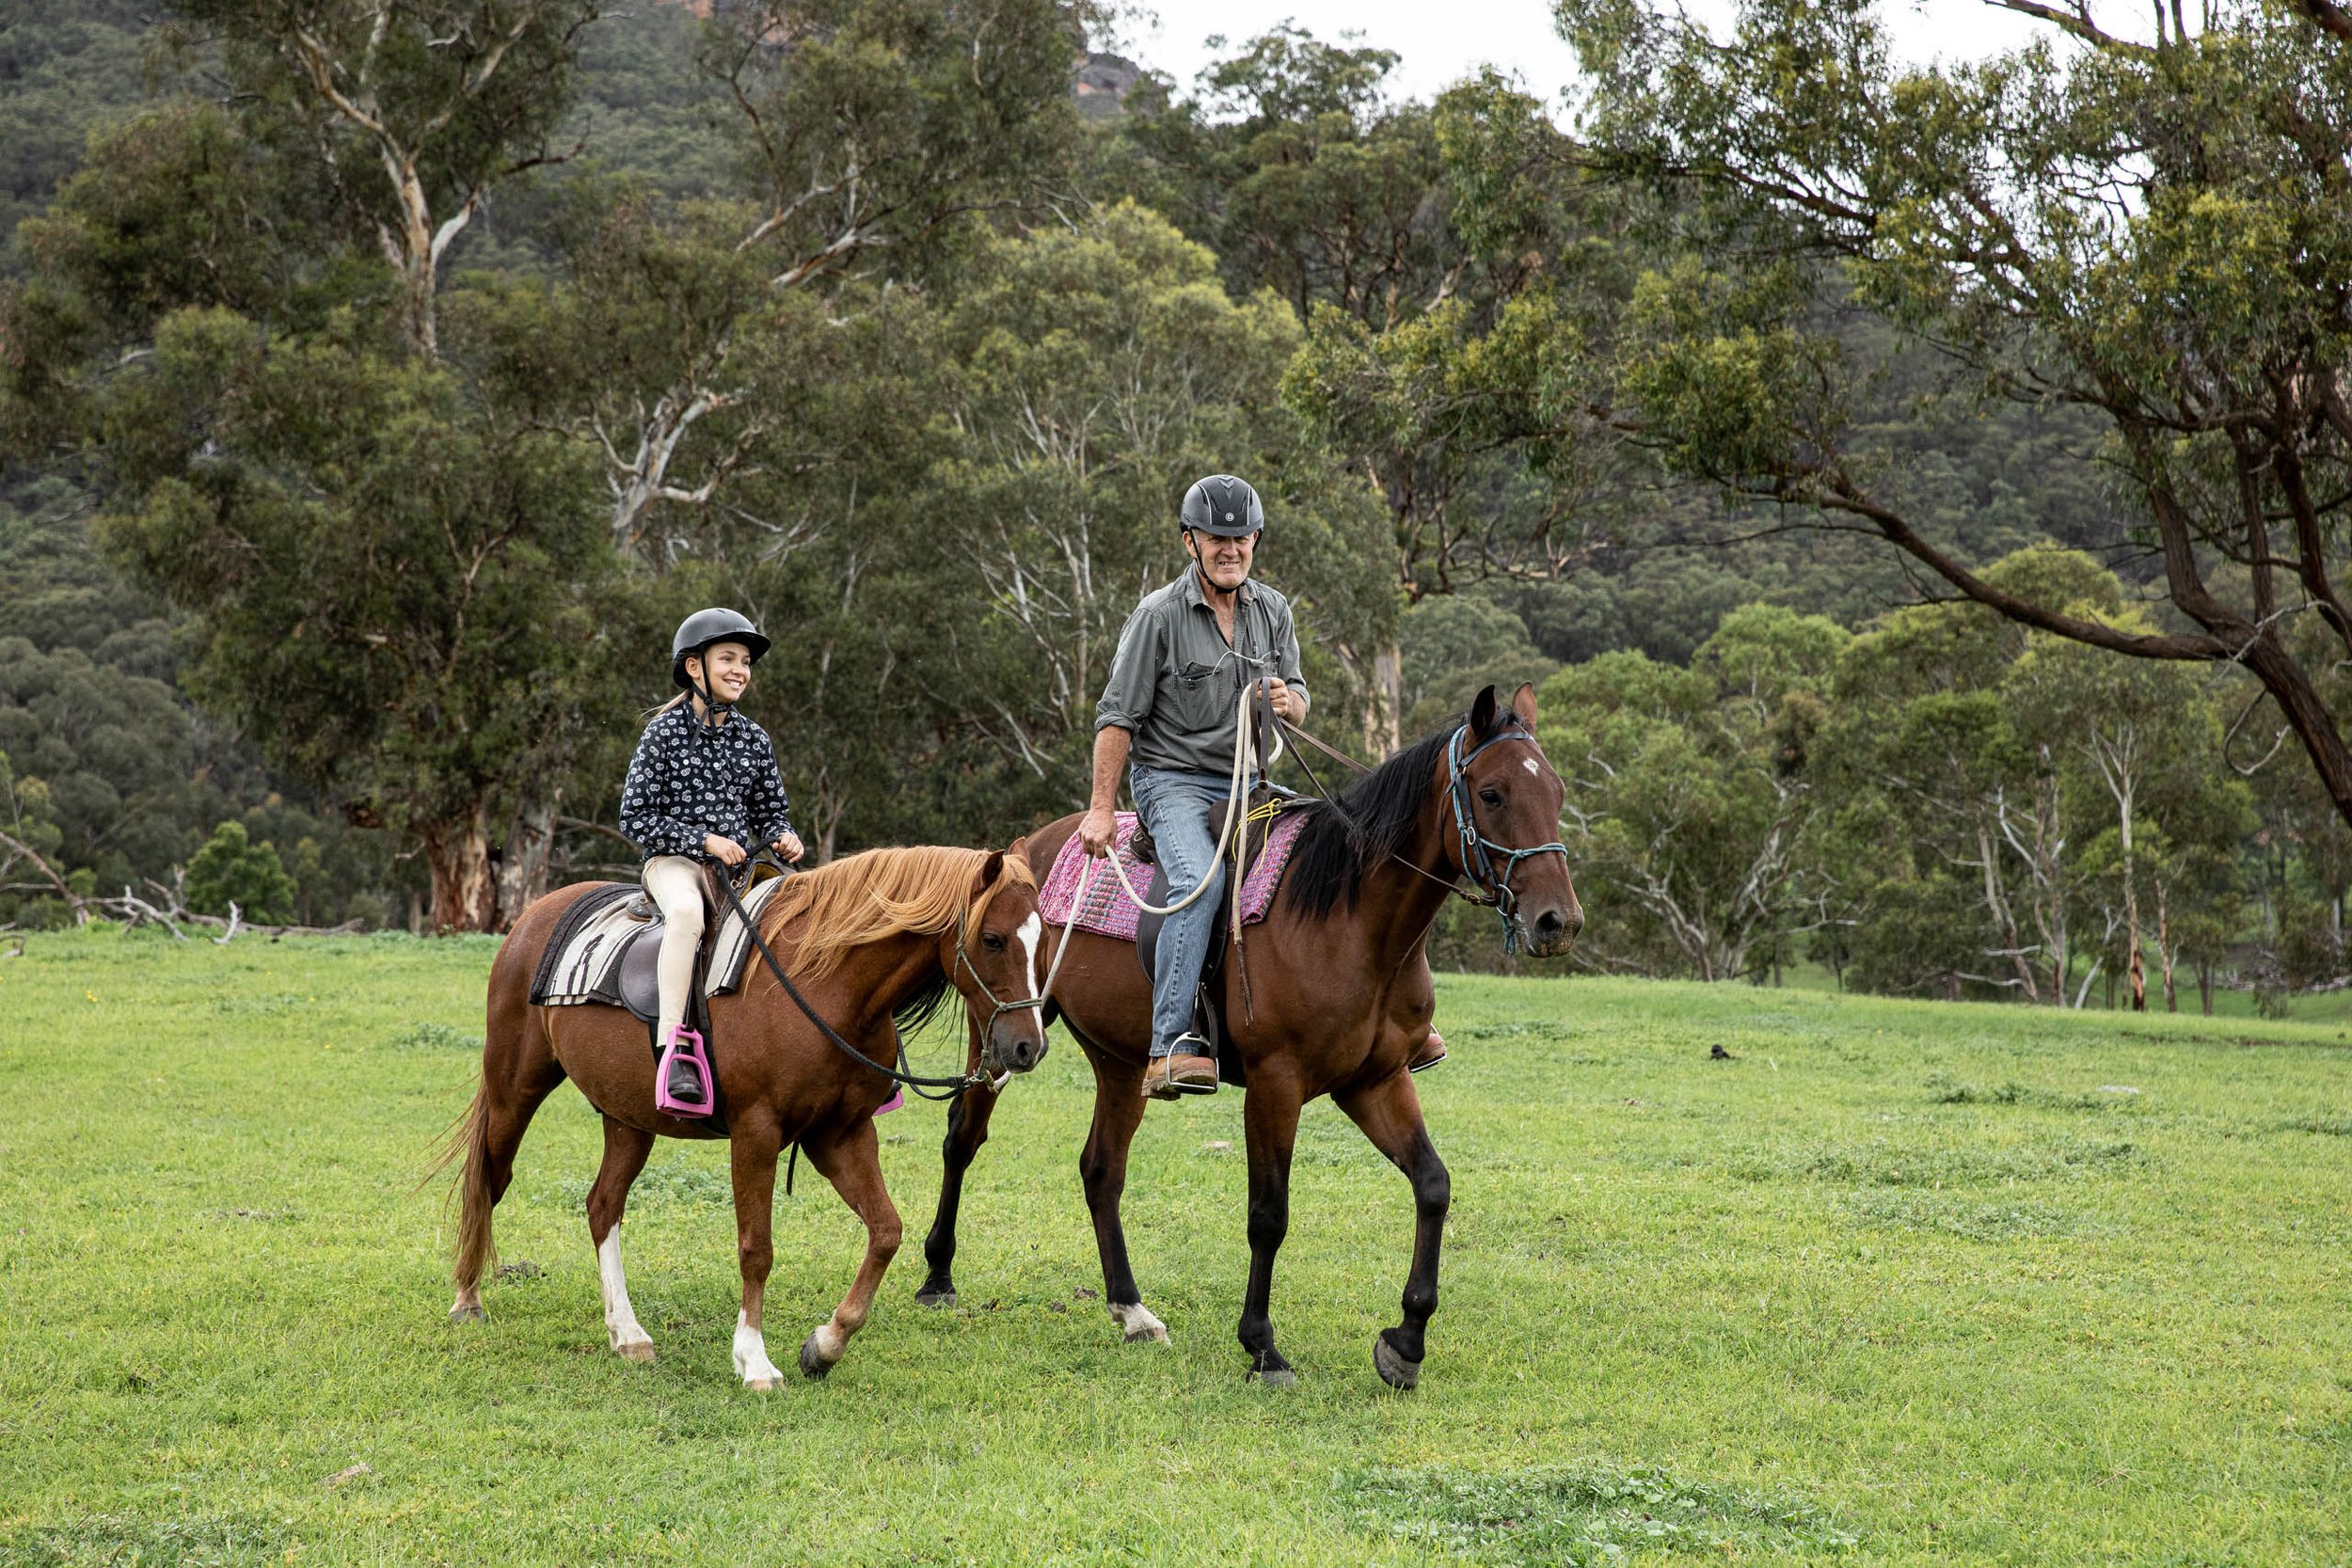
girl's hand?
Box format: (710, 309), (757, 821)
(703, 833), (748, 866)
(775, 831), (805, 863)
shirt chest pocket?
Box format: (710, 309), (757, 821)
(1165, 657), (1232, 735)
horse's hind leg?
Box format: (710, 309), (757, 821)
(1334, 1069), (1448, 1391)
(725, 1109), (788, 1388)
(796, 1116), (902, 1380)
(1079, 1056), (1168, 1345)
(450, 1002), (565, 1323)
(588, 1116), (659, 1361)
(916, 1067), (999, 1307)
(1236, 1075), (1305, 1386)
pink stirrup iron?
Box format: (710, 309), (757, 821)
(655, 1024), (716, 1118)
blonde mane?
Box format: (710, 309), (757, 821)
(757, 845), (1035, 987)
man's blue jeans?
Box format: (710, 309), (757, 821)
(1129, 764), (1248, 1057)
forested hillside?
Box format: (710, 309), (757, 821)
(4, 0), (2348, 1015)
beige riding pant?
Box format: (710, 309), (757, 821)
(642, 855), (708, 1039)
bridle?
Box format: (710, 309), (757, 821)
(1280, 713), (1572, 955)
(949, 895), (1050, 1089)
(1443, 724), (1572, 955)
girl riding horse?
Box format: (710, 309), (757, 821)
(617, 608), (806, 1116)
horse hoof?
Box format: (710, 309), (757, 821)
(1109, 1303), (1169, 1344)
(614, 1339), (657, 1363)
(448, 1301), (486, 1324)
(799, 1332), (835, 1380)
(1374, 1336), (1421, 1391)
(1251, 1366), (1298, 1389)
(744, 1375), (778, 1393)
(915, 1288), (957, 1309)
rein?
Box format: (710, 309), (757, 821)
(715, 858), (1003, 1103)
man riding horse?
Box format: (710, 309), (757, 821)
(1080, 474), (1440, 1099)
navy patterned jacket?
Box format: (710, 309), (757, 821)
(617, 702), (795, 863)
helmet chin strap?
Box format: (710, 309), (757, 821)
(1185, 531), (1246, 611)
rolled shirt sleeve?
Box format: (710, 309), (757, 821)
(1269, 595), (1307, 716)
(1095, 602), (1163, 734)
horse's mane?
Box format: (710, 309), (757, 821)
(1281, 720), (1466, 922)
(755, 847), (1035, 1029)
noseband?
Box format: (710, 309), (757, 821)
(1446, 724), (1572, 955)
(952, 898), (1048, 1090)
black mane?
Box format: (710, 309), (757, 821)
(1282, 718), (1481, 921)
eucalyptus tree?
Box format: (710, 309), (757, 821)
(914, 202), (1393, 811)
(1538, 602), (1846, 979)
(1, 90), (616, 930)
(1559, 0), (2352, 835)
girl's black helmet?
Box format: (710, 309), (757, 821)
(1180, 475), (1264, 538)
(671, 608), (771, 690)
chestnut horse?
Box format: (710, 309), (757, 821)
(441, 846), (1044, 1387)
(917, 684), (1581, 1389)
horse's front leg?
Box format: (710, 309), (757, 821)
(797, 1115), (902, 1379)
(1237, 1073), (1305, 1386)
(726, 1109), (788, 1389)
(1079, 1054), (1167, 1344)
(1335, 1069), (1449, 1390)
(588, 1116), (659, 1361)
(916, 1036), (999, 1307)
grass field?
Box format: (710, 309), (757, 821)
(1, 926), (2347, 1566)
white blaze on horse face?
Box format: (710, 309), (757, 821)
(598, 1227), (654, 1360)
(734, 1309), (785, 1387)
(1015, 912), (1042, 998)
(1522, 758), (1539, 776)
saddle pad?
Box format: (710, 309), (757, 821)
(529, 874), (791, 1008)
(1036, 809), (1309, 942)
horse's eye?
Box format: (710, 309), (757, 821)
(982, 934), (1007, 953)
(1479, 788), (1503, 807)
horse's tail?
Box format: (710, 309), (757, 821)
(427, 1072), (499, 1291)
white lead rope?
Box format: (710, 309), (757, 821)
(1033, 681), (1279, 1012)
(1099, 681), (1274, 917)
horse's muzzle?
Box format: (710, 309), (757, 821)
(1523, 902), (1583, 958)
(986, 1022), (1048, 1075)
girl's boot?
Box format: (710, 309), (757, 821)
(656, 1024), (716, 1117)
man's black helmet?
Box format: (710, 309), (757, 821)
(1180, 475), (1264, 538)
(671, 608), (771, 690)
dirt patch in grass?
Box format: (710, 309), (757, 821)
(1339, 1461), (1858, 1565)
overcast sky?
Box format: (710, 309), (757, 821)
(1115, 1), (2121, 110)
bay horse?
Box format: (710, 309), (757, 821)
(916, 684), (1581, 1388)
(440, 846), (1044, 1387)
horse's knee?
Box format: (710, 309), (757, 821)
(1079, 1144), (1122, 1200)
(869, 1212), (904, 1259)
(1245, 1189), (1288, 1252)
(1411, 1157), (1450, 1217)
(738, 1235), (774, 1280)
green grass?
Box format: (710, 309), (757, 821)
(1, 926), (2347, 1566)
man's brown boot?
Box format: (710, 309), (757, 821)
(1408, 1029), (1446, 1073)
(1142, 1045), (1219, 1100)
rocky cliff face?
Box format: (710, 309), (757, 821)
(1073, 52), (1142, 119)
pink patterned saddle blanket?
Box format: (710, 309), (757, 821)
(1036, 809), (1310, 942)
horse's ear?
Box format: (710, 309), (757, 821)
(1510, 681), (1538, 729)
(971, 849), (1005, 897)
(1470, 684), (1500, 737)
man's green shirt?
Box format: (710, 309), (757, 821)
(1094, 568), (1307, 776)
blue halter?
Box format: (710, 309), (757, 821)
(1446, 722), (1572, 955)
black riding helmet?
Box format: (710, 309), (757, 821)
(1180, 474), (1264, 538)
(671, 607), (771, 692)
